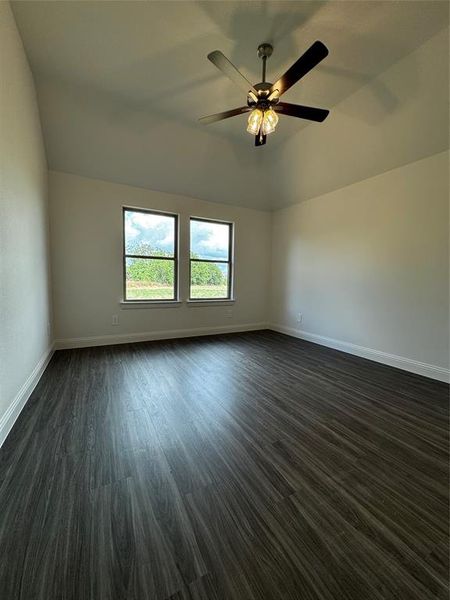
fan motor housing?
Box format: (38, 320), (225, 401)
(247, 82), (278, 108)
(254, 82), (272, 94)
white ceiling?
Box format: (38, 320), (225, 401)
(11, 0), (450, 209)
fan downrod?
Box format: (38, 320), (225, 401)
(257, 43), (273, 84)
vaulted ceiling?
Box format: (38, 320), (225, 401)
(12, 1), (449, 210)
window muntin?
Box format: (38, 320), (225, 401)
(189, 218), (233, 300)
(123, 208), (178, 301)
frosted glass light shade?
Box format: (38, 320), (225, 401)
(247, 109), (263, 135)
(262, 108), (279, 135)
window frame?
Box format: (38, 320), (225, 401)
(122, 206), (179, 303)
(189, 216), (234, 301)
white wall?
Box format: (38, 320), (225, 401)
(49, 171), (271, 346)
(271, 151), (449, 380)
(0, 3), (52, 445)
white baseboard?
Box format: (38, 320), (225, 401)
(269, 324), (449, 383)
(54, 322), (269, 350)
(0, 345), (55, 448)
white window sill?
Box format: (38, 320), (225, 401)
(119, 299), (236, 309)
(186, 299), (236, 307)
(120, 300), (182, 309)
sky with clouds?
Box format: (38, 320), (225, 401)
(125, 211), (229, 260)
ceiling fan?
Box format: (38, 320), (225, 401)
(199, 41), (330, 146)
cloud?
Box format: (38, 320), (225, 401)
(125, 211), (230, 260)
(132, 212), (173, 229)
(191, 221), (229, 260)
(125, 221), (140, 239)
(125, 210), (175, 253)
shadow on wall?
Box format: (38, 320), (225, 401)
(268, 30), (424, 149)
(316, 65), (399, 122)
(197, 0), (328, 78)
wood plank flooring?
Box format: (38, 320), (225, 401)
(0, 330), (448, 599)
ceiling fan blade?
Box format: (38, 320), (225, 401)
(275, 102), (329, 122)
(208, 50), (258, 95)
(255, 133), (267, 147)
(270, 41), (328, 97)
(199, 106), (251, 125)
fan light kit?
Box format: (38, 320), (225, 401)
(200, 41), (330, 147)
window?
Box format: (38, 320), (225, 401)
(123, 208), (178, 301)
(190, 218), (233, 300)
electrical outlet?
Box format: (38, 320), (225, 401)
(296, 312), (303, 324)
(112, 314), (119, 326)
(225, 308), (233, 319)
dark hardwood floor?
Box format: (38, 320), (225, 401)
(0, 330), (448, 599)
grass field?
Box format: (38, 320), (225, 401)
(126, 283), (228, 300)
(190, 285), (228, 299)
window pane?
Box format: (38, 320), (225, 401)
(125, 210), (175, 257)
(126, 258), (175, 300)
(190, 219), (230, 261)
(190, 261), (229, 299)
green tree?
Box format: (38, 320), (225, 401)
(126, 243), (227, 287)
(190, 261), (225, 285)
(127, 258), (174, 285)
(127, 242), (174, 285)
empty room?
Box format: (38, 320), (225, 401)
(0, 1), (449, 598)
